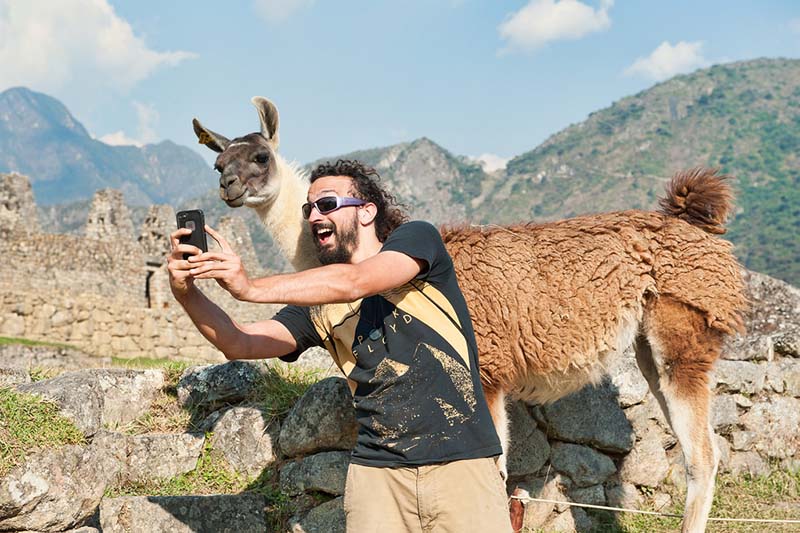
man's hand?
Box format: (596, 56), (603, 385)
(186, 226), (254, 301)
(167, 227), (201, 301)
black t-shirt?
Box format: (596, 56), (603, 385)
(273, 221), (502, 467)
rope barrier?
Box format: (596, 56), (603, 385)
(509, 495), (800, 525)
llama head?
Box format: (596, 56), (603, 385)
(192, 96), (282, 208)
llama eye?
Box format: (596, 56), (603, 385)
(255, 153), (269, 164)
(213, 164), (223, 173)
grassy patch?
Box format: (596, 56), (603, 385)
(111, 357), (191, 387)
(575, 469), (800, 532)
(28, 366), (60, 382)
(251, 363), (323, 423)
(0, 336), (75, 349)
(113, 358), (194, 435)
(0, 387), (85, 477)
(106, 436), (247, 497)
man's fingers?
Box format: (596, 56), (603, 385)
(205, 225), (233, 254)
(169, 228), (193, 250)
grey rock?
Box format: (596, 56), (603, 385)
(16, 369), (164, 435)
(0, 366), (30, 386)
(507, 402), (550, 477)
(568, 484), (606, 506)
(518, 475), (567, 531)
(652, 492), (672, 511)
(619, 428), (670, 487)
(123, 433), (205, 483)
(711, 394), (740, 430)
(0, 431), (125, 532)
(781, 359), (800, 397)
(722, 334), (773, 361)
(741, 397), (800, 458)
(774, 328), (800, 358)
(730, 430), (757, 451)
(291, 496), (345, 533)
(741, 271), (800, 338)
(542, 381), (635, 453)
(727, 451), (770, 478)
(176, 361), (267, 409)
(624, 396), (673, 447)
(279, 377), (357, 457)
(716, 433), (732, 469)
(550, 443), (616, 488)
(734, 394), (753, 408)
(100, 494), (267, 532)
(280, 451), (351, 496)
(605, 481), (641, 509)
(712, 360), (767, 394)
(766, 362), (785, 393)
(543, 507), (592, 533)
(608, 347), (650, 407)
(208, 406), (279, 477)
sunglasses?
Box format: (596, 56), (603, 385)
(302, 196), (366, 219)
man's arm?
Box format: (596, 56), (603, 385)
(168, 227), (298, 360)
(188, 226), (425, 306)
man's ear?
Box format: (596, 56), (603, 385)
(360, 203), (378, 225)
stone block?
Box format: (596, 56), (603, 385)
(550, 442), (616, 488)
(280, 377), (358, 458)
(100, 494), (267, 532)
(507, 402), (550, 477)
(280, 451), (351, 496)
(542, 381), (635, 453)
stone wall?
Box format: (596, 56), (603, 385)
(0, 173), (278, 362)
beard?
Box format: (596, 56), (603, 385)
(314, 215), (359, 265)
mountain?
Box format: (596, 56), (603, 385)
(308, 137), (494, 224)
(0, 87), (215, 205)
(16, 58), (800, 286)
(474, 57), (800, 286)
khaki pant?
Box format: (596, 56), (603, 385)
(343, 457), (512, 533)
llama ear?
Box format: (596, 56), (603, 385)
(251, 96), (280, 149)
(192, 118), (230, 153)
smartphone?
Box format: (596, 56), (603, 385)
(176, 209), (208, 260)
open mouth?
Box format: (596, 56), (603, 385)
(314, 225), (335, 246)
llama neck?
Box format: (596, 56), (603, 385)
(253, 156), (321, 271)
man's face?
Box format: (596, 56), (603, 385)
(307, 175), (360, 265)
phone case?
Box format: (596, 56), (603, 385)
(176, 209), (208, 260)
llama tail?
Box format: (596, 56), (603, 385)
(657, 167), (735, 235)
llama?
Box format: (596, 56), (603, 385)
(192, 97), (746, 533)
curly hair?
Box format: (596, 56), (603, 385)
(310, 159), (408, 242)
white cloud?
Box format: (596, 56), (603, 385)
(253, 0), (315, 24)
(498, 0), (613, 53)
(98, 101), (160, 147)
(471, 153), (509, 172)
(0, 0), (195, 92)
(624, 41), (709, 81)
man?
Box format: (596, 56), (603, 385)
(168, 159), (512, 532)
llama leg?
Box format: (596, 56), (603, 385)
(485, 388), (510, 480)
(637, 298), (723, 533)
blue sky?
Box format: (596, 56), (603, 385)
(1, 1), (799, 169)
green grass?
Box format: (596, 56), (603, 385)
(112, 357), (194, 435)
(0, 387), (85, 476)
(105, 436), (296, 531)
(111, 356), (191, 388)
(0, 336), (75, 349)
(105, 436), (247, 497)
(555, 469), (800, 532)
(251, 363), (323, 423)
